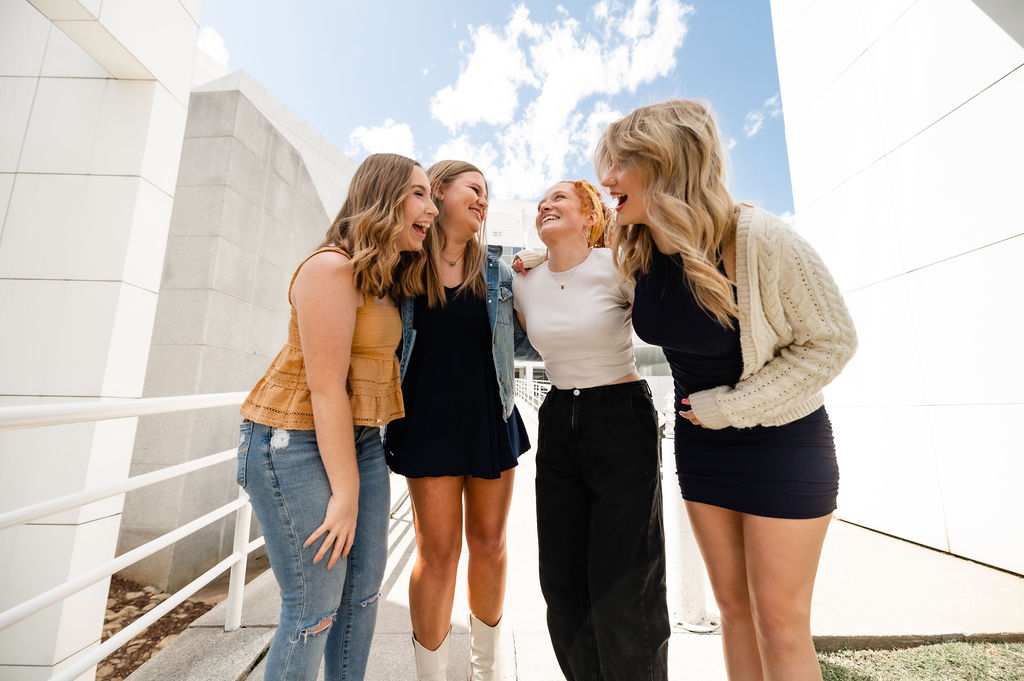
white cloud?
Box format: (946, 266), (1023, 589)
(777, 210), (795, 224)
(744, 110), (765, 137)
(434, 135), (500, 174)
(348, 118), (416, 158)
(430, 7), (541, 132)
(573, 101), (624, 165)
(727, 137), (738, 151)
(744, 91), (782, 137)
(197, 26), (230, 67)
(620, 0), (653, 40)
(430, 0), (693, 199)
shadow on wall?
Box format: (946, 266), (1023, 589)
(972, 0), (1024, 47)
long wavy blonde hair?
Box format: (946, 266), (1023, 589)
(423, 160), (488, 308)
(596, 99), (738, 327)
(320, 153), (426, 300)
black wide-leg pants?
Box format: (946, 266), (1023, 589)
(535, 380), (670, 681)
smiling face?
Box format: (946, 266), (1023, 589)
(397, 165), (437, 252)
(599, 158), (649, 227)
(436, 171), (488, 241)
(535, 182), (593, 247)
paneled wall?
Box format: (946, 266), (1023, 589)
(770, 0), (1024, 574)
(0, 1), (199, 678)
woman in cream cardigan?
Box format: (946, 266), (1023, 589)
(597, 99), (856, 681)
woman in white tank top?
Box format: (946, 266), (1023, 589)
(512, 180), (670, 681)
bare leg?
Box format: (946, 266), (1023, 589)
(464, 468), (516, 625)
(686, 501), (764, 681)
(744, 513), (831, 681)
(407, 476), (465, 650)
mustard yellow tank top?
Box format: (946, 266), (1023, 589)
(240, 247), (404, 429)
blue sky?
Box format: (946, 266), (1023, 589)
(200, 0), (793, 215)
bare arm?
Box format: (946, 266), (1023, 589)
(291, 250), (360, 569)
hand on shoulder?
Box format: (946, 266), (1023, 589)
(512, 248), (547, 274)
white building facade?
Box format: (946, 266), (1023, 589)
(770, 0), (1023, 574)
(118, 76), (355, 593)
(0, 1), (203, 678)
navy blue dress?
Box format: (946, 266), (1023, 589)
(632, 249), (838, 519)
(385, 287), (529, 479)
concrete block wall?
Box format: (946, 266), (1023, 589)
(0, 1), (200, 678)
(117, 89), (333, 591)
(770, 0), (1024, 574)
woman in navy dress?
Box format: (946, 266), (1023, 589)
(385, 160), (529, 681)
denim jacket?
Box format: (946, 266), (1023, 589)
(399, 245), (535, 420)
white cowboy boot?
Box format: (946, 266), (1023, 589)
(469, 613), (514, 681)
(413, 627), (451, 681)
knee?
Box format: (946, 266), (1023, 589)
(465, 527), (506, 561)
(417, 537), (461, 574)
(292, 612), (335, 643)
(711, 585), (754, 626)
(752, 600), (811, 655)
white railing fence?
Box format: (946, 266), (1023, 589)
(513, 375), (551, 410)
(0, 392), (259, 681)
(2, 378), (717, 680)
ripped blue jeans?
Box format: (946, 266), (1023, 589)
(238, 422), (390, 681)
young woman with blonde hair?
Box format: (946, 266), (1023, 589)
(597, 100), (857, 681)
(512, 179), (670, 681)
(384, 160), (530, 681)
(237, 153), (436, 680)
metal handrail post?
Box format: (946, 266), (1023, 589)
(224, 488), (253, 631)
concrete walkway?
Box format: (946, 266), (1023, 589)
(130, 403), (1024, 681)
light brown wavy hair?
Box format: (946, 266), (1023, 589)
(596, 99), (738, 328)
(320, 153), (427, 300)
(423, 160), (488, 308)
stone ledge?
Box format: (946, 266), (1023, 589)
(125, 626), (274, 681)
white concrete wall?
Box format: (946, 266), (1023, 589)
(487, 199), (544, 250)
(0, 1), (199, 678)
(118, 88), (335, 591)
(771, 0), (1024, 574)
(195, 72), (357, 220)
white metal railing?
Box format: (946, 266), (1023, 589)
(513, 376), (551, 409)
(0, 391), (259, 681)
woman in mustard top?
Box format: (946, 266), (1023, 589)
(237, 154), (436, 681)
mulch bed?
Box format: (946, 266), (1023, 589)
(97, 576), (214, 681)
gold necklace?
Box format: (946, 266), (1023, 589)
(441, 252), (464, 267)
(548, 248), (590, 290)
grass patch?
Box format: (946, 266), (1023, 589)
(819, 642), (1024, 681)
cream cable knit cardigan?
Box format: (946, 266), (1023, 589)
(686, 203), (858, 430)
